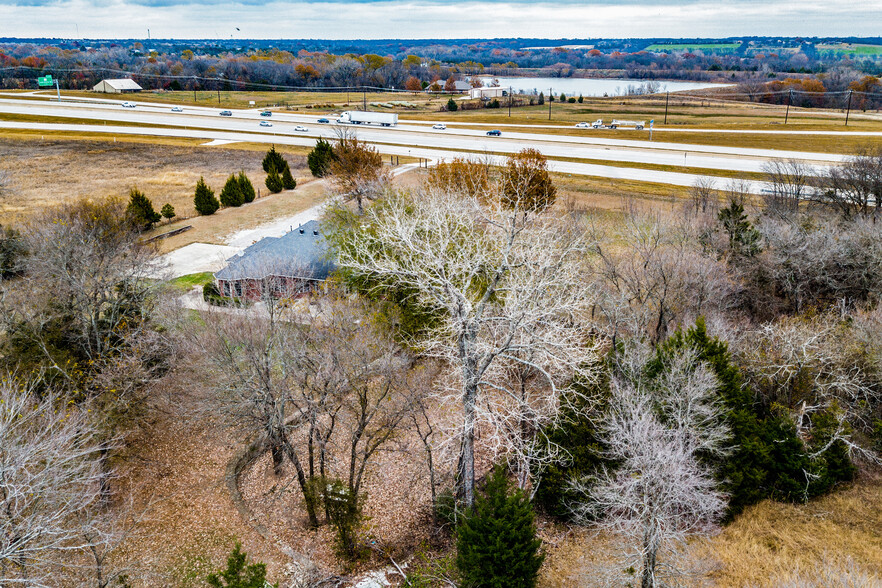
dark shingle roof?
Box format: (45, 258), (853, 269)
(214, 220), (334, 281)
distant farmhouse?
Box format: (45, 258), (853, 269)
(214, 220), (335, 301)
(92, 78), (143, 93)
(451, 80), (471, 92)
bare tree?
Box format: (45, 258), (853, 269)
(688, 176), (717, 216)
(501, 148), (557, 212)
(762, 158), (816, 216)
(571, 347), (729, 588)
(822, 145), (882, 220)
(329, 187), (601, 506)
(0, 377), (106, 586)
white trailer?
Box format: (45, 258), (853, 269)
(337, 111), (398, 127)
(609, 119), (646, 130)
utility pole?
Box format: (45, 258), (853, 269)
(55, 78), (61, 101)
(217, 87), (220, 105)
(664, 91), (669, 124)
(363, 87), (367, 110)
(548, 87), (552, 121)
(784, 89), (792, 124)
(508, 86), (512, 117)
(845, 90), (853, 126)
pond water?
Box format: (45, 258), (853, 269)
(475, 76), (730, 97)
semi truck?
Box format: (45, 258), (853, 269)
(609, 119), (646, 130)
(336, 111), (398, 127)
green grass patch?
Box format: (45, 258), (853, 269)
(166, 272), (214, 292)
(818, 43), (882, 56)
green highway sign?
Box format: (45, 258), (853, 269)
(37, 75), (53, 87)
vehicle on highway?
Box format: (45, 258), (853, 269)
(609, 119), (646, 130)
(317, 118), (330, 123)
(294, 125), (308, 132)
(171, 106), (184, 112)
(219, 110), (233, 116)
(260, 111), (272, 117)
(259, 121), (273, 127)
(337, 111), (398, 127)
(486, 129), (502, 136)
(121, 102), (136, 108)
(432, 123), (447, 130)
(575, 122), (590, 128)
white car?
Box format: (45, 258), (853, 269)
(294, 125), (308, 132)
(432, 123), (447, 130)
(121, 102), (136, 108)
(259, 121), (273, 127)
(171, 106), (183, 112)
(575, 122), (590, 128)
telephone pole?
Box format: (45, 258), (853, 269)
(784, 89), (792, 124)
(548, 87), (552, 120)
(664, 91), (669, 124)
(845, 90), (853, 126)
(508, 86), (512, 117)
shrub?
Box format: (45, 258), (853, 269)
(281, 165), (296, 190)
(487, 98), (500, 109)
(578, 94), (584, 103)
(126, 187), (160, 230)
(237, 172), (256, 203)
(193, 177), (220, 215)
(324, 480), (365, 560)
(206, 542), (275, 588)
(265, 165), (284, 193)
(501, 148), (557, 212)
(160, 203), (175, 220)
(219, 174), (244, 207)
(447, 97), (458, 112)
(456, 466), (544, 588)
(0, 224), (25, 278)
(307, 138), (335, 177)
(567, 97), (576, 103)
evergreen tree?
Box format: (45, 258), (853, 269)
(193, 176), (220, 215)
(718, 199), (761, 257)
(578, 94), (584, 103)
(125, 187), (160, 230)
(265, 165), (284, 193)
(160, 203), (175, 220)
(307, 138), (336, 177)
(456, 466), (544, 588)
(548, 94), (554, 102)
(220, 174), (243, 206)
(220, 174), (244, 207)
(261, 145), (287, 174)
(206, 542), (275, 588)
(537, 92), (545, 105)
(559, 93), (566, 102)
(447, 97), (458, 112)
(237, 172), (256, 203)
(281, 165), (297, 190)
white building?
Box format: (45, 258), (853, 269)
(92, 78), (143, 93)
(469, 86), (508, 99)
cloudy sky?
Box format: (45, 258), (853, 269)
(2, 0), (880, 40)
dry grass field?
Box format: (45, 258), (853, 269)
(0, 136), (312, 223)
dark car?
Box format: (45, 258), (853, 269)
(486, 129), (502, 136)
(219, 110), (233, 116)
(260, 111), (272, 117)
(317, 118), (330, 123)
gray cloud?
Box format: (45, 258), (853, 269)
(1, 0), (880, 39)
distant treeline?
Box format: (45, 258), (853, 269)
(1, 37), (881, 99)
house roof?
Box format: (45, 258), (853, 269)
(100, 78), (143, 90)
(214, 220), (335, 282)
(452, 80), (471, 91)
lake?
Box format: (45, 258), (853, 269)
(475, 76), (730, 97)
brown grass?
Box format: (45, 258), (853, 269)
(0, 136), (310, 224)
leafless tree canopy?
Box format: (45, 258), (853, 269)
(762, 158), (816, 216)
(571, 346), (730, 588)
(331, 185), (601, 506)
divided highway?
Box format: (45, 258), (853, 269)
(0, 94), (859, 193)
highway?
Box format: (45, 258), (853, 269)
(0, 93), (860, 192)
